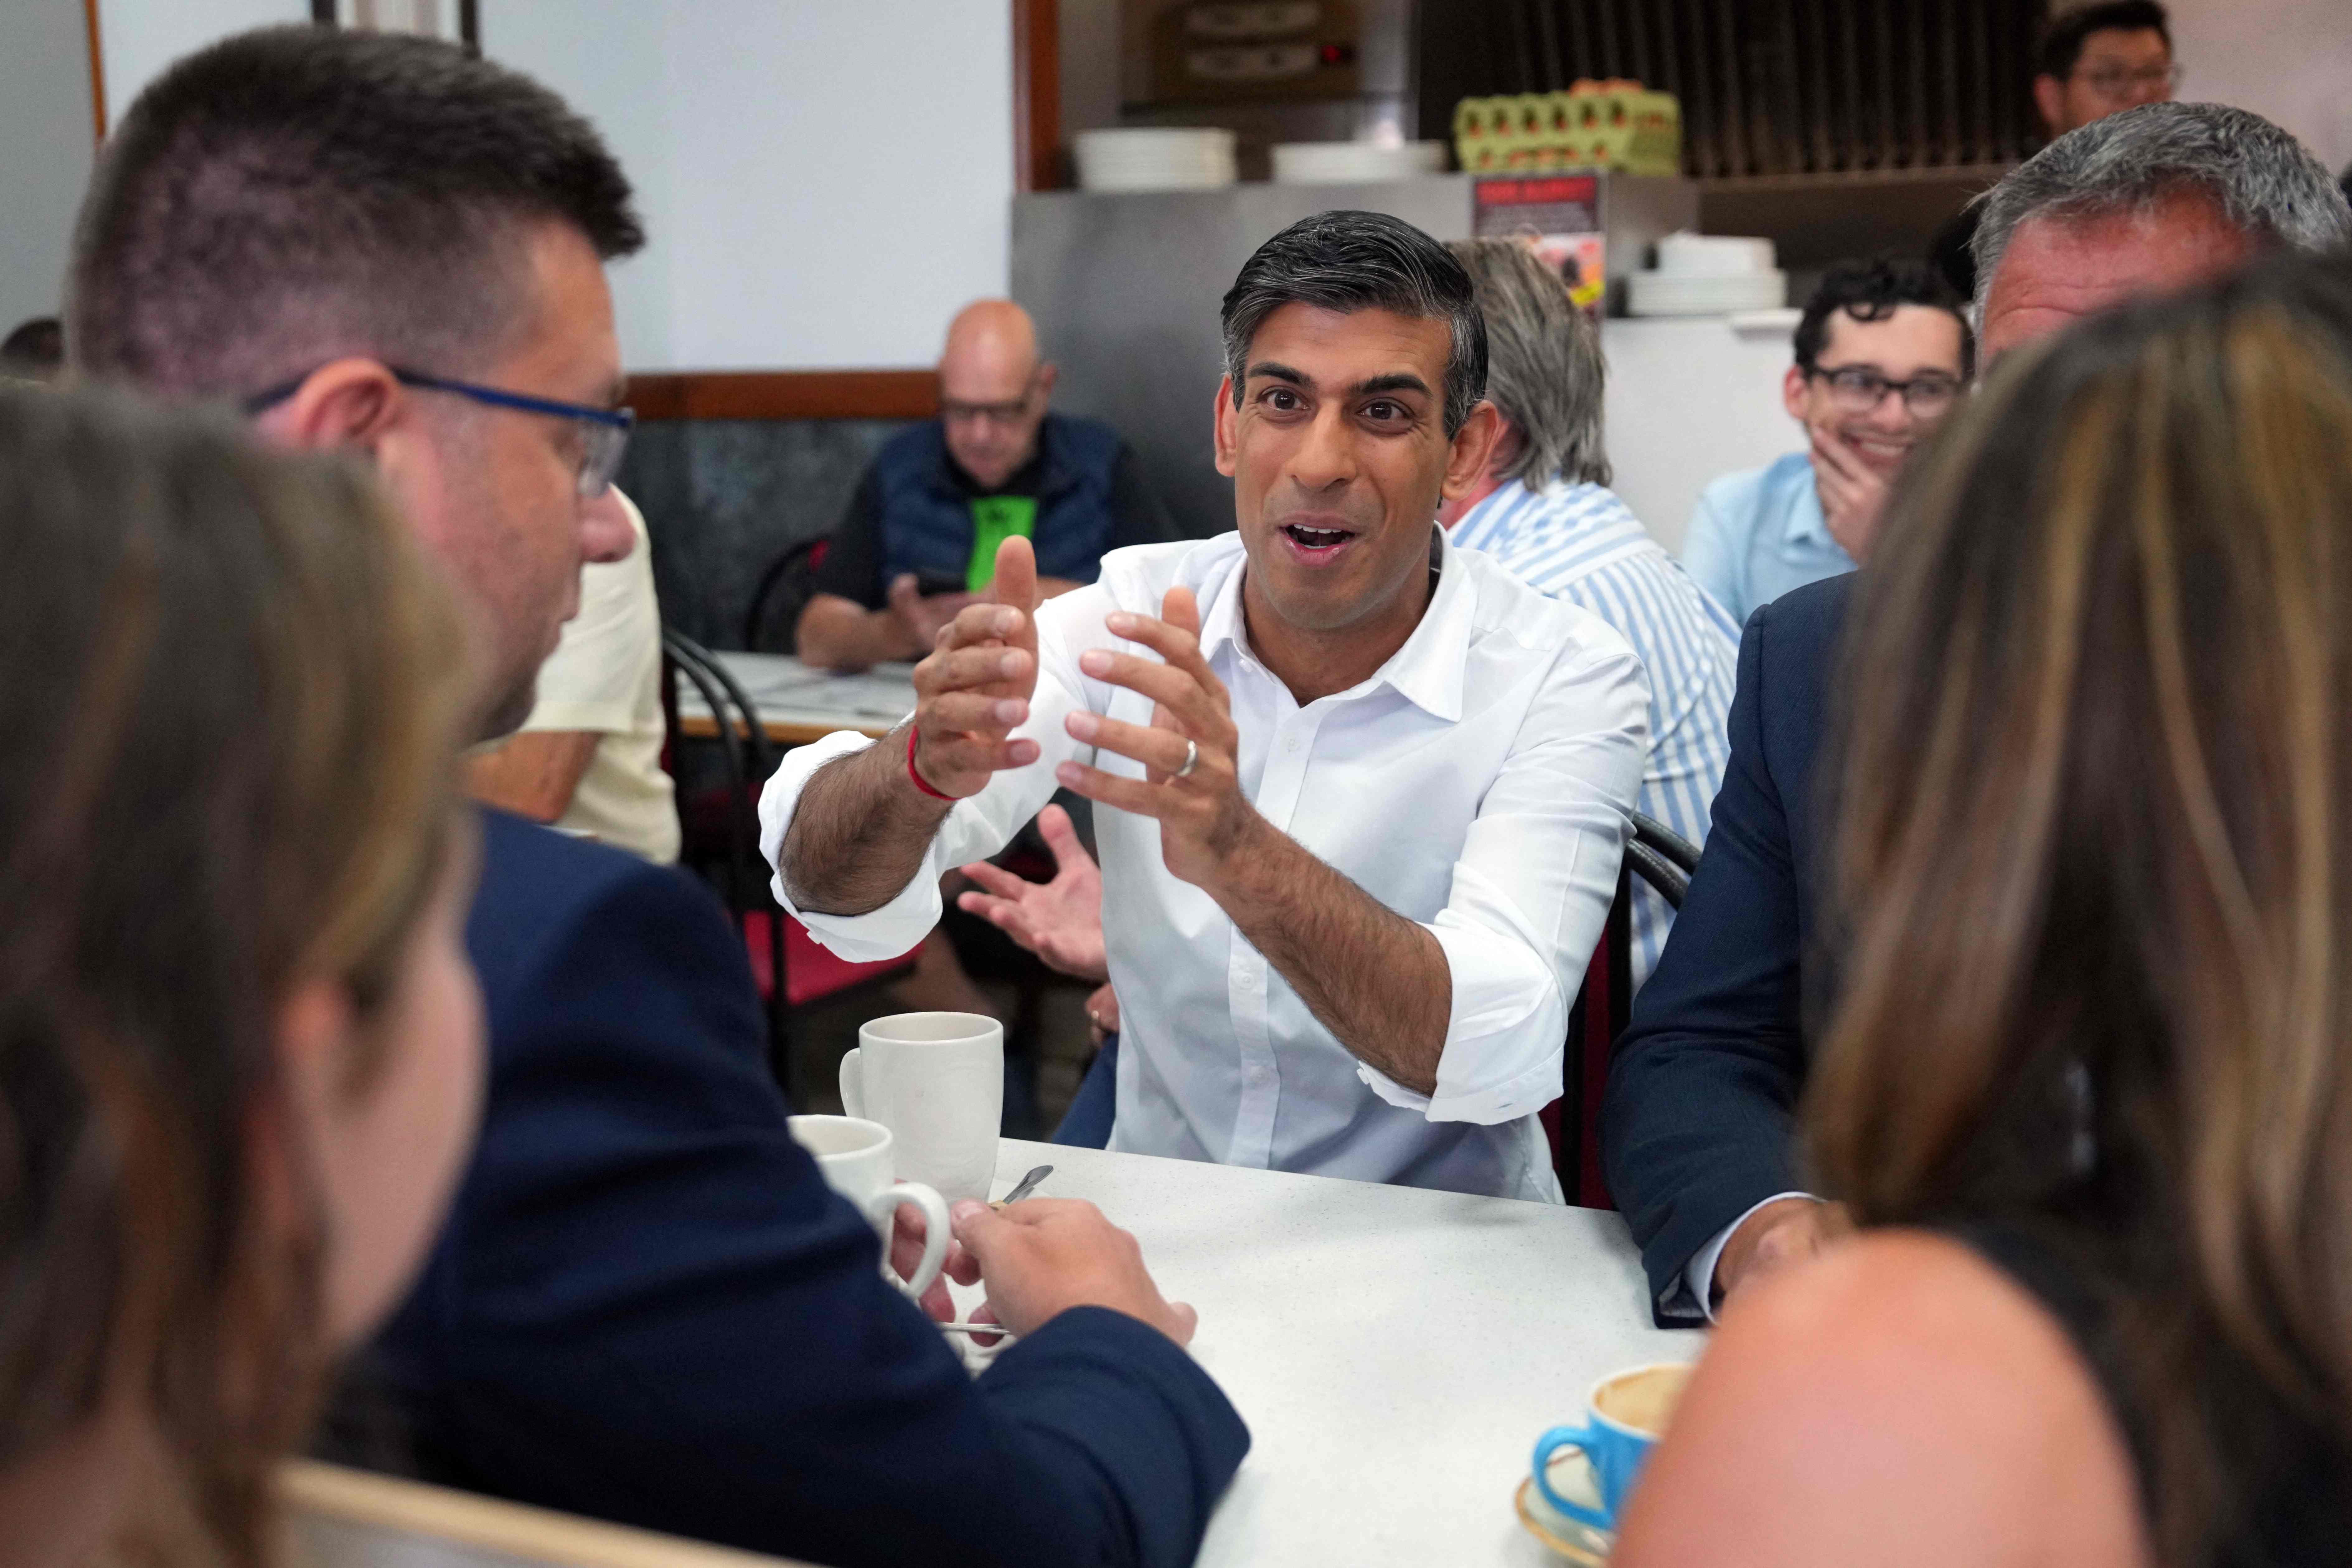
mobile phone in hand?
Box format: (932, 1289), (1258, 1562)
(915, 572), (970, 599)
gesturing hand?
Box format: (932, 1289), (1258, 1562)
(908, 535), (1043, 799)
(1053, 587), (1259, 891)
(955, 804), (1109, 982)
(1809, 431), (1893, 562)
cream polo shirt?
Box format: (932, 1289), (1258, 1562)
(520, 489), (680, 863)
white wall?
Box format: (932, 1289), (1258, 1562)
(1602, 313), (1801, 555)
(489, 1), (1013, 370)
(2166, 0), (2352, 176)
(0, 2), (100, 331)
(98, 0), (303, 126)
(95, 0), (1013, 371)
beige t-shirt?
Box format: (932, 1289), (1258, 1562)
(521, 489), (680, 863)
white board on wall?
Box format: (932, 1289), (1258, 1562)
(489, 1), (1014, 372)
(95, 1), (1014, 373)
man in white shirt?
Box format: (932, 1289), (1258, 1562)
(763, 211), (1648, 1202)
(469, 487), (679, 862)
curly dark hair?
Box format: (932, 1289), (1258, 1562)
(1793, 255), (1974, 379)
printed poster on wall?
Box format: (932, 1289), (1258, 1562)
(1472, 175), (1606, 317)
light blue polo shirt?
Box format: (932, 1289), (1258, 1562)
(1679, 451), (1856, 625)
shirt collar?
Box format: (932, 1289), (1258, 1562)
(1783, 462), (1834, 550)
(1202, 525), (1470, 723)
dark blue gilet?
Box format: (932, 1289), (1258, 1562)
(868, 412), (1125, 587)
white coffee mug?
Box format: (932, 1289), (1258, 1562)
(786, 1114), (951, 1299)
(838, 1011), (1004, 1205)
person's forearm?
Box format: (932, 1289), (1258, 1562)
(1037, 576), (1084, 599)
(797, 598), (922, 671)
(779, 725), (955, 916)
(1205, 815), (1450, 1094)
(467, 730), (601, 822)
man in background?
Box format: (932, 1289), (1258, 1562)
(1440, 238), (1737, 983)
(1932, 1), (2176, 296)
(69, 27), (1244, 1568)
(1607, 102), (2352, 1328)
(768, 210), (1651, 1205)
(469, 487), (679, 863)
(796, 298), (1179, 670)
(1680, 257), (1972, 624)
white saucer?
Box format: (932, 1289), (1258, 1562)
(1512, 1448), (1614, 1565)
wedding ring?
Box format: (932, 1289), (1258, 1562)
(1174, 738), (1199, 779)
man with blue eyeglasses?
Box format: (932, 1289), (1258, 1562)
(1680, 257), (1973, 625)
(69, 25), (1245, 1568)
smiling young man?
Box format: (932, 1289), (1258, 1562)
(1681, 257), (1973, 624)
(766, 211), (1649, 1202)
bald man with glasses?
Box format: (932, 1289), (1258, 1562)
(796, 299), (1181, 671)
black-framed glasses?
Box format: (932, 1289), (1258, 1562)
(243, 365), (634, 497)
(2074, 62), (2182, 98)
(1805, 364), (1964, 418)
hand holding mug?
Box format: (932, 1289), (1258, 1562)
(1053, 587), (1262, 891)
(909, 534), (1042, 799)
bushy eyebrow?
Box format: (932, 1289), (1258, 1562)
(1242, 362), (1433, 400)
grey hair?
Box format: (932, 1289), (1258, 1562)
(1973, 101), (2352, 319)
(1221, 210), (1488, 437)
(1446, 239), (1609, 487)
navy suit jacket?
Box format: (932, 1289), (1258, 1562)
(1600, 575), (1850, 1322)
(365, 811), (1247, 1568)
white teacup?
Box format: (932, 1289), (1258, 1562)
(787, 1114), (950, 1300)
(839, 1011), (1004, 1205)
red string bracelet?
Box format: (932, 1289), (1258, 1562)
(906, 727), (956, 801)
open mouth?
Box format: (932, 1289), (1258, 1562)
(1280, 521), (1357, 562)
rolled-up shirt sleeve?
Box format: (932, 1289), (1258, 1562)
(1357, 631), (1650, 1123)
(756, 588), (1112, 963)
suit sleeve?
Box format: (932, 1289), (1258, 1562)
(396, 857), (1246, 1568)
(1600, 600), (1808, 1324)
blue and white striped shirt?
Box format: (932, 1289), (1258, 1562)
(1451, 479), (1740, 982)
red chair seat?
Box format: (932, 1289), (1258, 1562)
(743, 909), (916, 1009)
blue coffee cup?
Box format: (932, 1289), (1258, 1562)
(1531, 1362), (1691, 1532)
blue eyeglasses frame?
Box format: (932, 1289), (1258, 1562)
(243, 365), (634, 497)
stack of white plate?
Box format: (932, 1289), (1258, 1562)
(1626, 231), (1786, 316)
(1075, 128), (1238, 193)
(1270, 139), (1450, 184)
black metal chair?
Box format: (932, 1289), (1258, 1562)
(1547, 816), (1694, 1208)
(659, 629), (792, 1083)
(741, 535), (831, 654)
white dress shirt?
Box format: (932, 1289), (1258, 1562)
(760, 529), (1649, 1203)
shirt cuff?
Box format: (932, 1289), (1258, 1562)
(755, 727), (948, 963)
(1680, 1191), (1818, 1323)
(1355, 917), (1568, 1125)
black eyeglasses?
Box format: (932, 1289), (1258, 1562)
(243, 365), (634, 497)
(1805, 364), (1964, 418)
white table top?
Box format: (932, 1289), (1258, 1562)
(674, 651), (916, 743)
(985, 1139), (1701, 1568)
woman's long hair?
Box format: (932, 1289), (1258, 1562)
(0, 388), (469, 1564)
(1808, 253), (2352, 1563)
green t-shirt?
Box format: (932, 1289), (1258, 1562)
(965, 494), (1038, 592)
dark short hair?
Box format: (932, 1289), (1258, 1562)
(1795, 256), (1975, 379)
(1221, 210), (1488, 437)
(2037, 1), (2171, 81)
(0, 317), (63, 382)
(69, 24), (642, 399)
